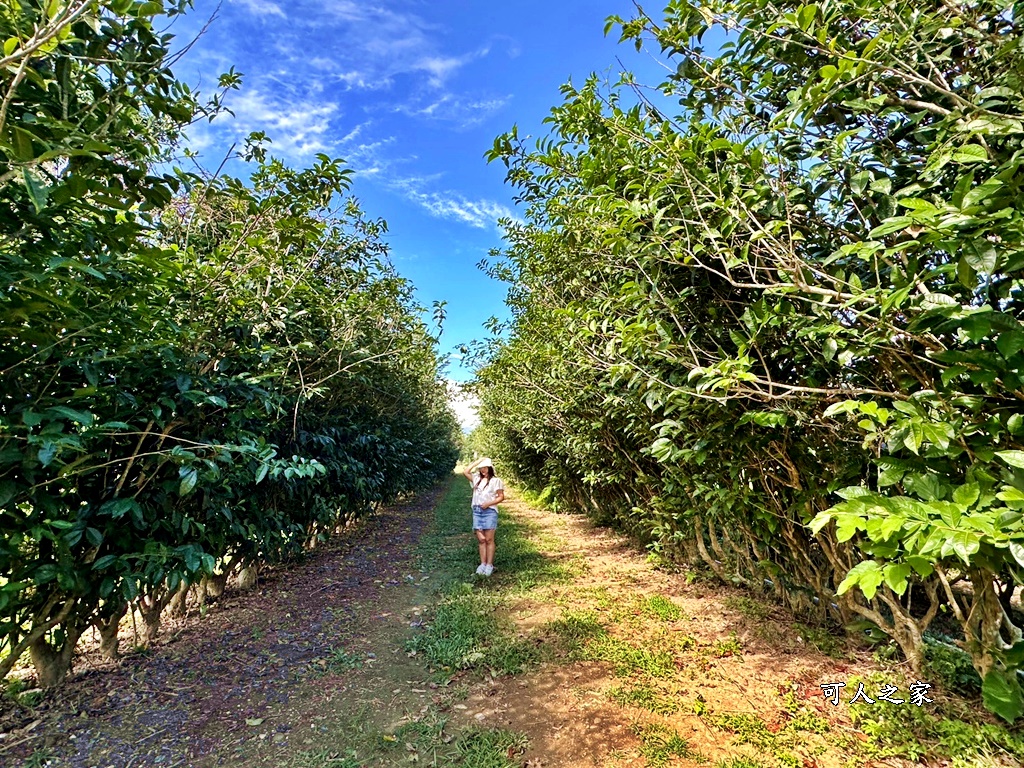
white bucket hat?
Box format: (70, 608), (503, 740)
(478, 457), (494, 469)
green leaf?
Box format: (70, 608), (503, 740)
(942, 529), (982, 564)
(0, 480), (15, 506)
(997, 451), (1024, 469)
(837, 560), (884, 599)
(823, 338), (838, 361)
(965, 242), (998, 273)
(23, 169), (49, 213)
(907, 556), (934, 578)
(997, 486), (1024, 503)
(179, 467), (198, 496)
(983, 670), (1024, 723)
(953, 483), (980, 508)
(952, 144), (989, 164)
(808, 511), (833, 535)
(869, 216), (913, 238)
(38, 443), (58, 467)
(1009, 542), (1024, 569)
(46, 406), (96, 425)
(882, 562), (912, 595)
(796, 3), (817, 31)
(903, 422), (925, 455)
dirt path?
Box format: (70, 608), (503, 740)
(2, 478), (1018, 767)
(1, 483), (448, 768)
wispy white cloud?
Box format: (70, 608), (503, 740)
(392, 176), (514, 229)
(266, 2), (493, 93)
(231, 0), (285, 19)
(389, 93), (510, 129)
(214, 88), (339, 157)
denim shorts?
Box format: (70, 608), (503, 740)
(472, 505), (498, 530)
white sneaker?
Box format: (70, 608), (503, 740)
(475, 564), (487, 575)
(483, 564), (494, 576)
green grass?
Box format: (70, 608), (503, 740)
(714, 713), (775, 750)
(639, 594), (684, 621)
(633, 722), (701, 767)
(455, 728), (529, 767)
(607, 682), (680, 715)
(5, 677), (43, 709)
(584, 634), (678, 678)
(289, 709), (528, 768)
(715, 759), (769, 768)
(21, 750), (55, 768)
(794, 623), (846, 658)
(711, 632), (743, 658)
(324, 647), (363, 673)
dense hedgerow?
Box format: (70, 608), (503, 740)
(0, 1), (457, 686)
(477, 0), (1024, 721)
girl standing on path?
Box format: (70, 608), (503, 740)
(463, 457), (504, 576)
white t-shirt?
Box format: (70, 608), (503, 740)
(472, 475), (504, 509)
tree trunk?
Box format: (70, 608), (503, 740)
(138, 590), (174, 646)
(168, 580), (191, 618)
(29, 623), (83, 688)
(236, 564), (258, 591)
(96, 602), (128, 661)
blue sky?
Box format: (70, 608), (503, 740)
(168, 0), (669, 419)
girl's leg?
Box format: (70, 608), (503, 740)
(483, 529), (496, 566)
(475, 529), (487, 566)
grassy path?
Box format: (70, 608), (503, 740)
(5, 477), (1023, 767)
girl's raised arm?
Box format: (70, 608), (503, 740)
(462, 457), (481, 481)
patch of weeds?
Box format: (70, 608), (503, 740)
(324, 647), (362, 673)
(455, 727), (528, 767)
(681, 564), (716, 585)
(714, 712), (774, 749)
(5, 677), (43, 708)
(639, 594), (684, 621)
(608, 682), (679, 715)
(715, 758), (768, 768)
(845, 672), (1024, 765)
(549, 610), (677, 677)
(547, 609), (608, 656)
(633, 722), (700, 767)
(21, 749), (55, 768)
(723, 595), (771, 621)
(794, 623), (845, 658)
(408, 583), (538, 676)
(778, 685), (829, 734)
(851, 693), (1024, 764)
(923, 635), (981, 695)
(388, 713), (453, 755)
(712, 632), (743, 658)
(692, 694), (710, 717)
(586, 635), (677, 678)
(786, 710), (830, 734)
(518, 484), (558, 512)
